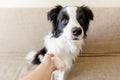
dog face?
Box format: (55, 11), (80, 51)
(47, 5), (93, 40)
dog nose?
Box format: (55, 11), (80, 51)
(72, 27), (82, 36)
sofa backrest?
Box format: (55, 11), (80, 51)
(0, 8), (120, 54)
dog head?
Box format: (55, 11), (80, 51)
(47, 5), (93, 40)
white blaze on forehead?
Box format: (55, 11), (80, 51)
(66, 6), (77, 22)
(65, 6), (80, 27)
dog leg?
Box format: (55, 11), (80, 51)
(53, 71), (66, 80)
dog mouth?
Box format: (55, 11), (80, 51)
(70, 36), (81, 41)
(71, 35), (81, 40)
(64, 35), (82, 41)
(72, 37), (79, 40)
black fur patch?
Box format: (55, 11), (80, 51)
(32, 47), (47, 64)
(47, 5), (63, 37)
(77, 6), (94, 37)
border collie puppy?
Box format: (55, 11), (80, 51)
(26, 5), (93, 80)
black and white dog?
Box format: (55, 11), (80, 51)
(26, 5), (93, 80)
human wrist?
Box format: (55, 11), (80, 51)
(37, 62), (54, 73)
(43, 62), (54, 72)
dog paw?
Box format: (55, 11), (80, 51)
(52, 57), (66, 71)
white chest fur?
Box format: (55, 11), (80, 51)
(44, 34), (84, 70)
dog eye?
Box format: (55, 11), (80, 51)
(61, 19), (68, 25)
(78, 19), (83, 26)
(78, 19), (83, 22)
(77, 16), (84, 26)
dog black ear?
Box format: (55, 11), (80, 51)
(47, 5), (63, 37)
(80, 6), (94, 38)
(47, 5), (62, 21)
(82, 6), (94, 20)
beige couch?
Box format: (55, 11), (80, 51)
(0, 8), (120, 80)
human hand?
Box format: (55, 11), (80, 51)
(41, 53), (65, 72)
(42, 53), (57, 71)
(44, 53), (66, 71)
